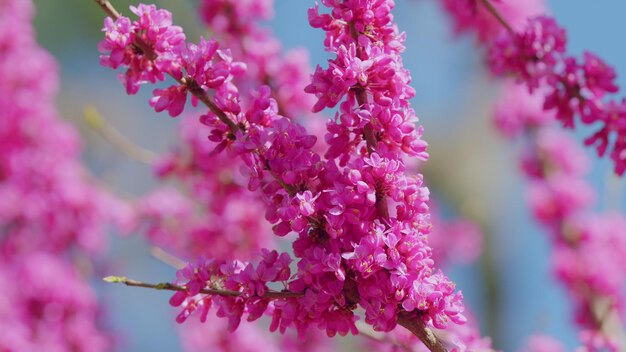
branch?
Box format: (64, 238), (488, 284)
(93, 0), (239, 134)
(397, 312), (448, 352)
(94, 0), (120, 19)
(94, 0), (304, 198)
(103, 275), (304, 299)
(477, 0), (514, 34)
(355, 321), (413, 352)
(348, 23), (391, 221)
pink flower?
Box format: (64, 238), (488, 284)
(489, 16), (567, 90)
(150, 85), (188, 116)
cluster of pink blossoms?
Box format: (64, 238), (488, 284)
(444, 0), (626, 176)
(98, 0), (468, 347)
(491, 18), (624, 175)
(0, 0), (128, 350)
(0, 253), (111, 351)
(135, 118), (337, 351)
(443, 1), (626, 350)
(125, 4), (339, 348)
(198, 0), (315, 118)
(132, 117), (273, 261)
(495, 84), (626, 351)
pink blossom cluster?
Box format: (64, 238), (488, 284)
(0, 0), (125, 349)
(98, 1), (468, 344)
(0, 253), (112, 352)
(168, 251), (292, 327)
(429, 204), (484, 266)
(132, 117), (273, 261)
(443, 1), (626, 176)
(98, 3), (249, 120)
(179, 315), (335, 352)
(0, 0), (124, 256)
(443, 1), (626, 349)
(495, 82), (626, 351)
(198, 0), (316, 118)
(304, 0), (464, 331)
(490, 18), (625, 175)
(519, 335), (565, 352)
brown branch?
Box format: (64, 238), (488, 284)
(477, 0), (514, 34)
(397, 312), (448, 352)
(181, 77), (240, 133)
(94, 0), (121, 19)
(103, 275), (303, 299)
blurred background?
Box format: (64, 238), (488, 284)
(29, 0), (626, 350)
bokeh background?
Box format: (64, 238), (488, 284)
(29, 0), (626, 350)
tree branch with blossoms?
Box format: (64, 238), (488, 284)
(92, 0), (479, 351)
(473, 0), (626, 176)
(103, 275), (303, 299)
(440, 0), (626, 349)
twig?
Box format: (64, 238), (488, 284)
(477, 0), (514, 34)
(95, 2), (447, 351)
(93, 0), (292, 195)
(84, 105), (158, 165)
(94, 0), (120, 19)
(397, 312), (448, 352)
(103, 275), (304, 299)
(93, 0), (239, 134)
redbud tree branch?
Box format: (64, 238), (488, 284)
(477, 0), (514, 33)
(477, 0), (626, 340)
(91, 0), (299, 195)
(93, 1), (446, 351)
(92, 0), (239, 134)
(103, 275), (303, 299)
(480, 2), (626, 346)
(347, 21), (390, 221)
